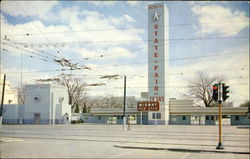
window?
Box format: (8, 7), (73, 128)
(235, 116), (239, 121)
(206, 116), (209, 120)
(182, 116), (186, 120)
(156, 113), (161, 119)
(98, 116), (101, 120)
(152, 113), (155, 119)
(211, 116), (214, 120)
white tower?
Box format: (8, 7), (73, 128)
(148, 3), (169, 124)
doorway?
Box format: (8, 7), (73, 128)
(34, 113), (41, 124)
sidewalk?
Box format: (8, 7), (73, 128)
(114, 143), (250, 155)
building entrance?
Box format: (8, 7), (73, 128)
(34, 113), (41, 124)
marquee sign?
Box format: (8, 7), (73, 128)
(148, 3), (168, 103)
(148, 3), (170, 124)
(137, 101), (160, 111)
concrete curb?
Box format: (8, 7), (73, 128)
(114, 144), (250, 155)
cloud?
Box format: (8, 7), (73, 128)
(127, 1), (140, 6)
(2, 68), (53, 88)
(1, 1), (58, 19)
(192, 4), (249, 36)
(123, 14), (135, 22)
(86, 64), (148, 97)
(76, 47), (136, 60)
(90, 1), (118, 6)
(108, 14), (135, 26)
(1, 4), (143, 47)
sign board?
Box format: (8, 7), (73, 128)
(137, 101), (160, 111)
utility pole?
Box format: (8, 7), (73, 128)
(0, 74), (6, 127)
(216, 82), (224, 149)
(21, 54), (23, 90)
(20, 54), (23, 104)
(123, 75), (126, 131)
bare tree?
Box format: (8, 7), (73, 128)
(127, 96), (137, 108)
(54, 76), (87, 110)
(16, 86), (25, 104)
(188, 71), (224, 107)
(103, 94), (122, 108)
(86, 96), (104, 110)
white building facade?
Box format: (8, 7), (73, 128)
(0, 74), (18, 104)
(148, 3), (170, 124)
(23, 84), (71, 124)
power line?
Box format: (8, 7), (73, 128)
(2, 29), (248, 63)
(86, 82), (249, 90)
(14, 1), (66, 61)
(7, 36), (248, 45)
(3, 35), (247, 64)
(2, 48), (248, 78)
(91, 50), (248, 69)
(3, 20), (248, 36)
(3, 50), (248, 74)
(2, 47), (55, 63)
(3, 43), (55, 61)
(3, 38), (61, 59)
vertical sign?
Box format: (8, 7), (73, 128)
(148, 3), (169, 124)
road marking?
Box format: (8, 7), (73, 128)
(0, 137), (23, 142)
(109, 148), (137, 158)
(181, 153), (190, 159)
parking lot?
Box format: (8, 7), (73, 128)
(0, 124), (249, 158)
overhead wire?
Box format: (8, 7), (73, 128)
(4, 34), (247, 66)
(3, 20), (248, 36)
(2, 42), (55, 61)
(90, 50), (248, 69)
(2, 47), (55, 63)
(14, 1), (67, 61)
(3, 50), (248, 75)
(7, 36), (248, 46)
(3, 38), (61, 59)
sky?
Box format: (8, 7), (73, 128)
(0, 1), (249, 107)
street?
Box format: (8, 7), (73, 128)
(0, 124), (249, 158)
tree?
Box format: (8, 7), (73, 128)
(75, 103), (80, 113)
(54, 76), (87, 111)
(188, 71), (224, 107)
(103, 94), (122, 108)
(16, 86), (25, 104)
(239, 100), (250, 107)
(82, 102), (88, 113)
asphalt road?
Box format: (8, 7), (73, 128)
(0, 124), (249, 158)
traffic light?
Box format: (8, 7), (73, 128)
(222, 84), (229, 101)
(212, 84), (219, 101)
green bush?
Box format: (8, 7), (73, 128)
(71, 119), (84, 124)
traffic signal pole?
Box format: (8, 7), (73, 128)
(216, 82), (224, 149)
(213, 82), (229, 149)
(217, 100), (223, 149)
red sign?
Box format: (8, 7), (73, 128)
(137, 101), (160, 111)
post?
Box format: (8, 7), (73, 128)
(128, 115), (131, 130)
(140, 111), (142, 126)
(123, 75), (126, 130)
(0, 74), (6, 127)
(216, 82), (224, 149)
(154, 112), (157, 126)
(20, 54), (23, 104)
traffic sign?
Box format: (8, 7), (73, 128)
(137, 101), (160, 111)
